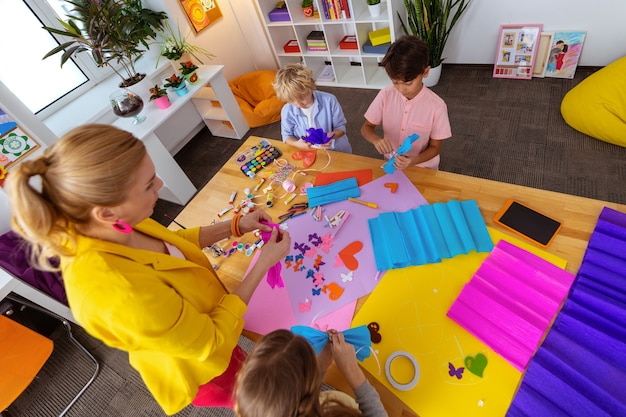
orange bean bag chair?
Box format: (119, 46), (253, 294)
(228, 70), (284, 128)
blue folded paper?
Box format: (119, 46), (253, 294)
(306, 177), (361, 207)
(383, 133), (419, 174)
(291, 325), (372, 362)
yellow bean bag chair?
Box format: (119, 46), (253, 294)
(228, 70), (284, 128)
(560, 56), (626, 147)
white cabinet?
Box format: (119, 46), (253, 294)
(254, 0), (406, 89)
(191, 67), (250, 139)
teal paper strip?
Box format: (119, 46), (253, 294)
(306, 177), (360, 207)
(461, 200), (494, 252)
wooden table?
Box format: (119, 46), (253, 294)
(171, 136), (626, 416)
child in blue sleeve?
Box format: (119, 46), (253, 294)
(273, 63), (352, 153)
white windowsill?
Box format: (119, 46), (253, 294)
(43, 46), (171, 137)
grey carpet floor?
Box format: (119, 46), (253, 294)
(7, 64), (626, 417)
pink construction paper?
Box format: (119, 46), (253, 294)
(242, 251), (357, 334)
(447, 240), (576, 372)
(282, 170), (428, 325)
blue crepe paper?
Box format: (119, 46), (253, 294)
(291, 325), (372, 362)
(306, 177), (361, 207)
(369, 199), (494, 271)
(383, 134), (419, 174)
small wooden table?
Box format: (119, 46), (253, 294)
(171, 136), (625, 416)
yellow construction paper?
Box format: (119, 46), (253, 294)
(352, 228), (567, 417)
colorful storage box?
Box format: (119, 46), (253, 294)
(339, 35), (358, 50)
(283, 40), (300, 53)
(362, 39), (390, 54)
(268, 7), (290, 22)
(368, 27), (391, 46)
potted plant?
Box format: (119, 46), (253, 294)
(155, 21), (215, 69)
(398, 0), (472, 86)
(179, 61), (200, 85)
(163, 74), (189, 97)
(366, 0), (383, 17)
(301, 0), (314, 18)
(149, 84), (170, 109)
(42, 0), (167, 88)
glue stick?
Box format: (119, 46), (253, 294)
(266, 192), (274, 208)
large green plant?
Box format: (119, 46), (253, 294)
(42, 0), (167, 87)
(399, 0), (471, 68)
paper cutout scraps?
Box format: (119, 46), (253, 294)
(384, 182), (398, 193)
(299, 298), (311, 312)
(322, 282), (344, 300)
(292, 325), (372, 362)
(340, 270), (354, 282)
(292, 149), (317, 168)
(368, 199), (494, 271)
(307, 177), (361, 207)
(242, 251), (358, 335)
(507, 206), (626, 417)
(448, 362), (465, 379)
(383, 133), (419, 174)
(260, 221), (285, 288)
(447, 239), (576, 372)
(367, 322), (382, 343)
(337, 240), (363, 270)
(464, 353), (488, 377)
(314, 169), (374, 187)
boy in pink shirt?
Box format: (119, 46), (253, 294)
(361, 36), (451, 170)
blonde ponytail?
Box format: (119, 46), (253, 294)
(6, 124), (146, 270)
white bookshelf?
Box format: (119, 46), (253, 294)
(254, 0), (406, 89)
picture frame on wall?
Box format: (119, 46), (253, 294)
(493, 24), (543, 80)
(0, 107), (40, 171)
(543, 31), (587, 79)
(533, 32), (555, 78)
(179, 0), (223, 34)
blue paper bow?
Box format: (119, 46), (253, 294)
(383, 133), (420, 174)
(291, 325), (372, 362)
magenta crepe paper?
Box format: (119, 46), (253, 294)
(447, 239), (576, 372)
(260, 221), (284, 289)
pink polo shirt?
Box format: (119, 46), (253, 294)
(364, 85), (451, 169)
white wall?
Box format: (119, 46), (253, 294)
(437, 0), (626, 66)
(173, 0), (622, 69)
(152, 0), (276, 79)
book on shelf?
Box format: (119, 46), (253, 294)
(307, 30), (325, 40)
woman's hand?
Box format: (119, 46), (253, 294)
(257, 228), (291, 268)
(238, 209), (273, 234)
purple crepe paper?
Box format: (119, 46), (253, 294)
(506, 207), (626, 416)
(260, 221), (284, 289)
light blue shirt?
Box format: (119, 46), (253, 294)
(280, 90), (352, 153)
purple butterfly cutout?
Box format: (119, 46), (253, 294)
(448, 362), (464, 379)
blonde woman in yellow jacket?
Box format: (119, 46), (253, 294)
(7, 124), (291, 415)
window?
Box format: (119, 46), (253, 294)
(0, 0), (113, 117)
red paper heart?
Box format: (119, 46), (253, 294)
(338, 241), (363, 271)
(384, 182), (398, 193)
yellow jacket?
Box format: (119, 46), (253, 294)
(62, 219), (247, 415)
